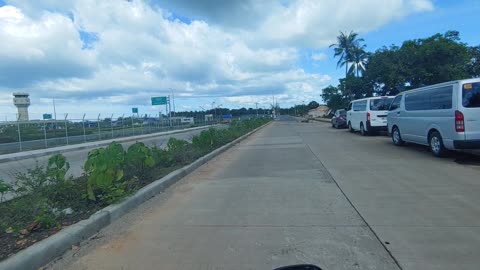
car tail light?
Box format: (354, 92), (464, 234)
(455, 110), (465, 132)
(367, 112), (371, 122)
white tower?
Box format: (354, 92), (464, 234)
(13, 92), (30, 121)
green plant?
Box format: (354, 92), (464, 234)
(96, 184), (127, 205)
(84, 142), (125, 201)
(13, 163), (49, 196)
(152, 146), (173, 167)
(167, 138), (195, 164)
(125, 142), (155, 179)
(46, 154), (70, 184)
(34, 201), (58, 229)
(0, 178), (13, 203)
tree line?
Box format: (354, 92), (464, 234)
(323, 30), (480, 111)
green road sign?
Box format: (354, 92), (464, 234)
(43, 113), (52, 120)
(151, 96), (167, 105)
(132, 107), (138, 113)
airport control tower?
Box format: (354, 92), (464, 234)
(13, 92), (30, 121)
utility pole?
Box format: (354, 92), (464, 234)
(171, 88), (176, 117)
(255, 102), (259, 118)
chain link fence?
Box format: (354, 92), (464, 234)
(0, 115), (217, 155)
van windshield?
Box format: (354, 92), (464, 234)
(463, 82), (480, 108)
(370, 98), (394, 111)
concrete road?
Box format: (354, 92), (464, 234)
(46, 117), (480, 270)
(47, 117), (399, 270)
(0, 126), (215, 185)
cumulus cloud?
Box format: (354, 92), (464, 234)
(0, 0), (434, 118)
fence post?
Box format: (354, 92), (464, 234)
(16, 114), (22, 152)
(64, 113), (69, 145)
(131, 114), (135, 136)
(82, 114), (86, 143)
(111, 114), (114, 138)
(97, 114), (101, 141)
(43, 120), (47, 148)
(121, 114), (125, 137)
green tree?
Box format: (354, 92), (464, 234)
(467, 45), (480, 77)
(307, 101), (320, 109)
(329, 31), (364, 90)
(349, 44), (369, 77)
(399, 31), (470, 88)
(321, 85), (349, 111)
(363, 45), (406, 95)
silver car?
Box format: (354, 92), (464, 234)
(387, 78), (480, 157)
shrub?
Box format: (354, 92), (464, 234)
(125, 142), (155, 179)
(84, 142), (125, 201)
(46, 154), (70, 184)
(152, 146), (173, 167)
(0, 178), (13, 203)
(166, 138), (197, 164)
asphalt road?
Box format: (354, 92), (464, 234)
(0, 126), (215, 186)
(46, 116), (480, 270)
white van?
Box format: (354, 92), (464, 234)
(347, 96), (395, 135)
(387, 78), (480, 157)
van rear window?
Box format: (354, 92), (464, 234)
(463, 82), (480, 108)
(370, 98), (393, 111)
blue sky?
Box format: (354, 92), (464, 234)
(0, 0), (479, 120)
(303, 0), (480, 83)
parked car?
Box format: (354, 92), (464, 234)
(387, 78), (480, 157)
(331, 109), (347, 128)
(347, 96), (395, 135)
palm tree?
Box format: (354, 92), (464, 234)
(349, 44), (368, 77)
(329, 31), (364, 89)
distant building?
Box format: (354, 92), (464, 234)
(204, 114), (214, 122)
(171, 117), (195, 124)
(307, 105), (329, 118)
(13, 92), (30, 121)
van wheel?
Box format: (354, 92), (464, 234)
(348, 122), (354, 133)
(360, 123), (368, 136)
(392, 126), (405, 146)
(429, 131), (447, 157)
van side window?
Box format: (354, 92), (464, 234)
(389, 95), (402, 110)
(358, 100), (367, 111)
(405, 86), (452, 111)
(463, 82), (480, 108)
(347, 103), (352, 111)
(429, 86), (453, 109)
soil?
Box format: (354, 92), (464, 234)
(0, 165), (180, 262)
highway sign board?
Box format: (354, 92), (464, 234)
(151, 96), (167, 105)
(43, 113), (52, 120)
(132, 107), (138, 113)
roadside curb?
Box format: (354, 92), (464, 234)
(310, 118), (331, 123)
(0, 125), (216, 164)
(0, 121), (271, 270)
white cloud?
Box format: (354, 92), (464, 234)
(311, 52), (327, 61)
(0, 0), (434, 118)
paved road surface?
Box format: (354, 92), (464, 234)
(0, 126), (215, 185)
(47, 117), (480, 270)
(47, 117), (399, 270)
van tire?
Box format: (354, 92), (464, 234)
(429, 131), (447, 157)
(360, 123), (368, 136)
(348, 122), (354, 133)
(391, 126), (405, 146)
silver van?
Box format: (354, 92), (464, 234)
(387, 78), (480, 157)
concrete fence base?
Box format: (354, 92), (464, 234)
(0, 122), (270, 270)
